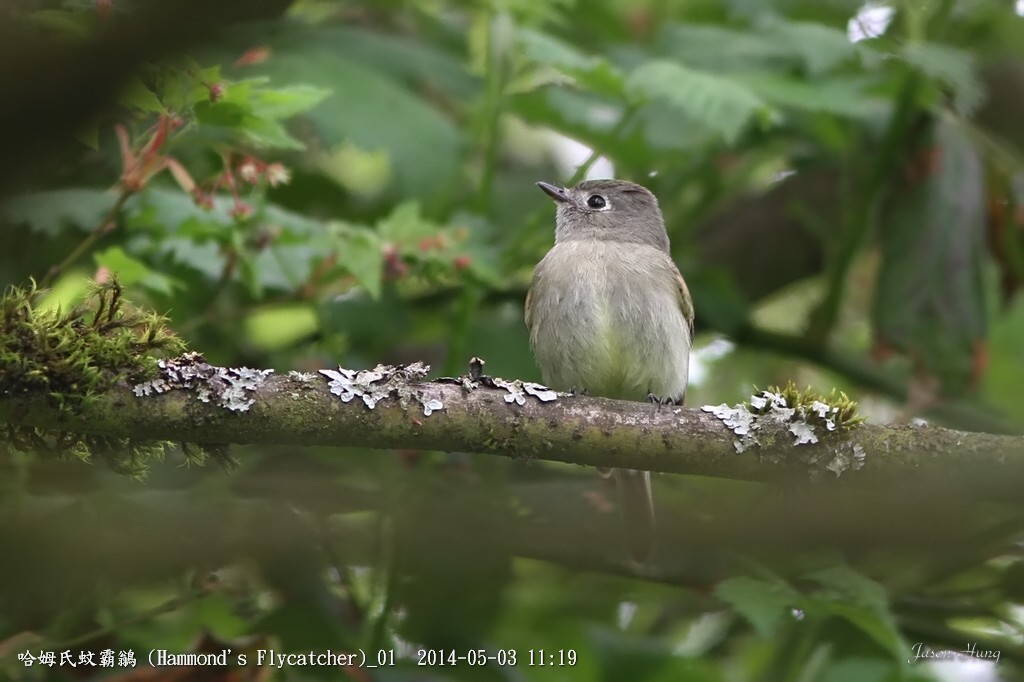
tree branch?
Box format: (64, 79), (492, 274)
(2, 358), (1022, 489)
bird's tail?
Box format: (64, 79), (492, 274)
(613, 468), (655, 563)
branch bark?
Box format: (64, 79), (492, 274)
(3, 360), (1022, 488)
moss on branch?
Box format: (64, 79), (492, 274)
(0, 280), (188, 475)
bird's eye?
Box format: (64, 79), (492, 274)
(586, 195), (606, 209)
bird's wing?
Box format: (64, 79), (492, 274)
(674, 265), (695, 339)
(524, 260), (544, 331)
(673, 265), (695, 406)
(524, 284), (534, 330)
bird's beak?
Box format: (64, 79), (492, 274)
(536, 181), (570, 203)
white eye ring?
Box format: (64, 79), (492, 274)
(586, 194), (611, 210)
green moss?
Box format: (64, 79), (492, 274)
(1, 279), (187, 475)
(745, 381), (865, 434)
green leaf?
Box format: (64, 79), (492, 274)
(332, 224), (383, 299)
(236, 116), (306, 150)
(250, 33), (462, 199)
(244, 304), (319, 352)
(657, 24), (791, 72)
(762, 19), (859, 75)
(328, 25), (478, 99)
(735, 73), (879, 119)
(127, 188), (331, 292)
(316, 142), (393, 197)
(157, 58), (225, 110)
(194, 100), (307, 150)
(190, 77), (317, 150)
(94, 246), (177, 296)
(2, 188), (116, 237)
(901, 42), (983, 114)
(376, 202), (436, 243)
(807, 566), (889, 612)
(215, 77), (269, 107)
(262, 203), (323, 239)
(627, 60), (772, 144)
(119, 76), (166, 114)
(159, 239), (224, 281)
(129, 187), (233, 235)
(250, 84), (332, 119)
(94, 246), (148, 283)
(236, 240), (264, 299)
(820, 602), (908, 665)
(807, 566), (909, 664)
(252, 243), (318, 292)
(517, 28), (625, 97)
(510, 87), (631, 150)
(193, 101), (248, 127)
(873, 115), (988, 394)
(714, 576), (798, 636)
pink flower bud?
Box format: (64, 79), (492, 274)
(208, 83), (226, 103)
(231, 202), (254, 221)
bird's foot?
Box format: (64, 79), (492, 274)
(647, 393), (678, 409)
(570, 386), (590, 397)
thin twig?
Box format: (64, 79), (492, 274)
(39, 187), (134, 289)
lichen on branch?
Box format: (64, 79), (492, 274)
(1, 283), (1022, 488)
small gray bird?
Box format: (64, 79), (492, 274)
(525, 178), (694, 562)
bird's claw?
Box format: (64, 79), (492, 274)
(647, 393), (677, 408)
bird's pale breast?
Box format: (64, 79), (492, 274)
(528, 240), (691, 402)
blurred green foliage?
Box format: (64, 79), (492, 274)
(2, 0), (1024, 680)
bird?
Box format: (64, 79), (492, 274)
(525, 178), (694, 562)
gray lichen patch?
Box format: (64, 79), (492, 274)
(702, 403), (757, 452)
(701, 401), (789, 453)
(703, 383), (864, 455)
(422, 398), (444, 416)
(789, 420), (818, 446)
(133, 352), (274, 412)
(320, 362), (443, 415)
(491, 378), (559, 405)
(437, 357), (560, 404)
(822, 442), (867, 477)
